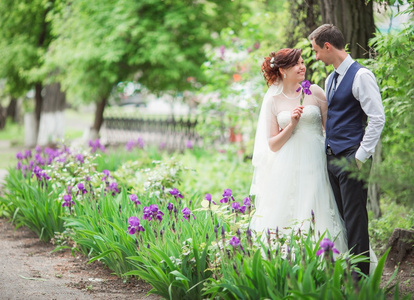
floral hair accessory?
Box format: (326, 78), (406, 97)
(296, 80), (312, 95)
(270, 56), (275, 68)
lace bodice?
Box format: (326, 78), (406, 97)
(277, 105), (323, 135)
(264, 84), (327, 140)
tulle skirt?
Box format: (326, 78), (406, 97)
(250, 128), (348, 253)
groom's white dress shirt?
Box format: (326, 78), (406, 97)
(325, 55), (385, 163)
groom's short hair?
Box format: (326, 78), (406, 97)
(308, 24), (345, 50)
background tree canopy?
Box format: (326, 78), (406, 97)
(0, 0), (413, 208)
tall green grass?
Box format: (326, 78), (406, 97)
(0, 144), (411, 299)
(1, 169), (65, 242)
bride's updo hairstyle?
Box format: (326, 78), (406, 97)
(261, 48), (302, 86)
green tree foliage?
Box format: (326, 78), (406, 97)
(0, 0), (55, 129)
(368, 2), (414, 205)
(0, 0), (53, 96)
(45, 0), (248, 133)
(196, 1), (287, 152)
(48, 1), (246, 98)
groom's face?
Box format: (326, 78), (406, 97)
(311, 40), (330, 66)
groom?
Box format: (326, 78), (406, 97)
(309, 24), (385, 276)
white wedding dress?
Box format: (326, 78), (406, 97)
(250, 84), (348, 253)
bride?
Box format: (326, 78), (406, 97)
(249, 48), (348, 253)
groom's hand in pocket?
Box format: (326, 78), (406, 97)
(355, 158), (362, 170)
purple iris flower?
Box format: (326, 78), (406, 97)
(316, 238), (340, 256)
(127, 216), (145, 234)
(34, 153), (45, 166)
(220, 188), (235, 203)
(246, 227), (252, 239)
(32, 166), (49, 181)
(229, 236), (241, 248)
(169, 188), (184, 199)
(89, 139), (105, 153)
(101, 170), (111, 182)
(243, 197), (251, 207)
(56, 156), (67, 163)
(16, 152), (24, 160)
(129, 194), (141, 205)
(182, 207), (195, 220)
(35, 145), (42, 153)
(16, 161), (22, 170)
(142, 207), (150, 218)
(167, 202), (173, 212)
(143, 204), (164, 222)
(41, 172), (51, 181)
(21, 165), (28, 177)
(205, 193), (216, 205)
(223, 189), (232, 197)
(137, 137), (144, 149)
(24, 150), (32, 159)
(231, 202), (240, 211)
(220, 197), (229, 204)
(296, 80), (312, 95)
(231, 202), (246, 214)
(75, 154), (84, 164)
(77, 183), (87, 194)
(159, 142), (166, 150)
(125, 140), (135, 152)
(186, 140), (193, 149)
(107, 182), (120, 196)
(62, 194), (75, 207)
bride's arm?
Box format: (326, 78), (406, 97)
(267, 106), (303, 152)
(311, 84), (328, 129)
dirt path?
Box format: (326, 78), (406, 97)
(0, 169), (159, 300)
(0, 218), (159, 300)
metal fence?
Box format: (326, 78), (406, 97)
(102, 115), (202, 151)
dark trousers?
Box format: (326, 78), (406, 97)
(327, 145), (370, 275)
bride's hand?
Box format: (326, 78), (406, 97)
(290, 105), (304, 127)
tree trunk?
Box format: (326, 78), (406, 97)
(368, 141), (382, 218)
(286, 0), (321, 48)
(37, 82), (66, 146)
(318, 0), (375, 58)
(0, 104), (6, 130)
(384, 228), (414, 269)
(41, 83), (66, 113)
(6, 97), (18, 122)
(285, 0), (321, 84)
(34, 83), (43, 142)
(90, 97), (107, 140)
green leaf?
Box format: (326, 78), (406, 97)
(88, 249), (116, 264)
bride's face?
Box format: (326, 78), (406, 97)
(284, 56), (306, 82)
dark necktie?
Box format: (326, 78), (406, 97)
(329, 71), (339, 102)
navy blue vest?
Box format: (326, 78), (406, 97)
(325, 62), (367, 154)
